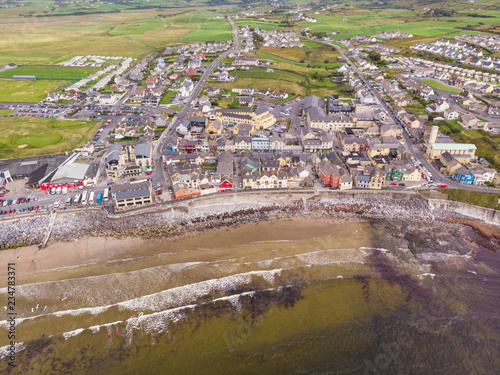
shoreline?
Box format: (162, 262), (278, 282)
(1, 192), (499, 249)
(1, 193), (499, 284)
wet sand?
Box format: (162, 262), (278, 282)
(0, 237), (145, 285)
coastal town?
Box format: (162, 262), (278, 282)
(1, 21), (500, 219)
(0, 0), (499, 221)
(1, 2), (500, 374)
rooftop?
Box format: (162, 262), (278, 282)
(431, 143), (477, 151)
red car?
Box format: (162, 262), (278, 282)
(390, 182), (397, 186)
(438, 184), (447, 188)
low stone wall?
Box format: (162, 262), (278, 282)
(427, 199), (500, 225)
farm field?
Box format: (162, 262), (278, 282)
(234, 18), (284, 31)
(0, 117), (99, 159)
(0, 66), (100, 80)
(421, 79), (462, 93)
(110, 17), (166, 36)
(0, 79), (68, 102)
(213, 77), (306, 97)
(297, 8), (500, 41)
(184, 19), (233, 42)
(0, 8), (231, 66)
(236, 69), (306, 86)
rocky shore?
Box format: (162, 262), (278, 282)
(0, 195), (478, 250)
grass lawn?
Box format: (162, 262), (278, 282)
(0, 109), (15, 116)
(447, 120), (464, 131)
(450, 131), (500, 170)
(0, 117), (99, 159)
(159, 90), (176, 105)
(405, 102), (427, 116)
(214, 77), (306, 97)
(236, 69), (306, 85)
(110, 17), (166, 36)
(0, 66), (100, 80)
(258, 47), (305, 63)
(421, 79), (462, 94)
(0, 79), (68, 102)
(0, 8), (203, 66)
(442, 189), (500, 210)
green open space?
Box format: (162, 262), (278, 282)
(448, 130), (500, 170)
(0, 8), (227, 66)
(236, 69), (306, 85)
(0, 66), (100, 80)
(0, 79), (68, 102)
(110, 17), (166, 36)
(159, 90), (176, 105)
(442, 189), (500, 210)
(421, 79), (462, 94)
(234, 18), (284, 31)
(0, 109), (15, 116)
(0, 116), (99, 159)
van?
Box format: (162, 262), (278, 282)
(56, 186), (62, 194)
(62, 186), (68, 195)
(73, 194), (81, 206)
(96, 194), (103, 204)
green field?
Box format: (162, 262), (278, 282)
(442, 189), (500, 210)
(159, 90), (176, 105)
(296, 7), (500, 42)
(236, 69), (306, 85)
(0, 66), (99, 80)
(421, 79), (463, 93)
(0, 117), (99, 159)
(0, 8), (230, 66)
(110, 17), (166, 35)
(0, 79), (68, 102)
(0, 109), (15, 116)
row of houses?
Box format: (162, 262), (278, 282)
(454, 34), (500, 52)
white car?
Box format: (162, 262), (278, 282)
(54, 200), (61, 208)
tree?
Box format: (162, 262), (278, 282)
(368, 51), (381, 62)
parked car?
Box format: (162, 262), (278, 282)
(390, 182), (397, 186)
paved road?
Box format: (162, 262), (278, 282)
(146, 16), (241, 196)
(312, 38), (499, 193)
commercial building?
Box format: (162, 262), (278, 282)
(111, 181), (152, 209)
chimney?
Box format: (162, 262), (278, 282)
(429, 126), (438, 144)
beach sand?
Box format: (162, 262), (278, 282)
(0, 237), (145, 286)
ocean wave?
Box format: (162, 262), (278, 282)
(48, 291), (259, 345)
(0, 269), (283, 327)
(0, 342), (25, 359)
(63, 328), (85, 340)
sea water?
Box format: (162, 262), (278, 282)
(1, 218), (499, 374)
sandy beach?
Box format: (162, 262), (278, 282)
(0, 237), (145, 285)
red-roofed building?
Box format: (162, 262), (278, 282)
(218, 179), (233, 192)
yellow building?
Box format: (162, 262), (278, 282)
(211, 108), (276, 130)
(205, 119), (224, 134)
(426, 126), (477, 160)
